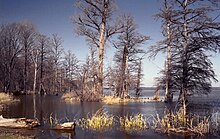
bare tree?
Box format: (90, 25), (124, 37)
(113, 15), (149, 98)
(38, 34), (49, 95)
(50, 34), (63, 93)
(133, 56), (144, 96)
(0, 22), (80, 95)
(0, 23), (22, 92)
(19, 22), (36, 94)
(30, 46), (40, 94)
(148, 0), (220, 106)
(72, 0), (123, 99)
(62, 50), (79, 92)
(88, 46), (98, 98)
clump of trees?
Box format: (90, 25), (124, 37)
(72, 0), (125, 100)
(0, 22), (79, 95)
(111, 15), (149, 98)
(1, 0), (219, 105)
(149, 0), (220, 105)
(73, 0), (149, 101)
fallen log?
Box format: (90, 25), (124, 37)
(53, 122), (76, 132)
(0, 115), (40, 128)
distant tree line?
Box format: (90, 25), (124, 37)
(0, 22), (80, 95)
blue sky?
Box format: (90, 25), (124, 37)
(0, 0), (220, 87)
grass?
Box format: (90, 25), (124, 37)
(0, 93), (18, 111)
(49, 113), (58, 127)
(77, 108), (114, 131)
(74, 107), (218, 136)
(102, 96), (129, 105)
(102, 96), (162, 105)
(62, 92), (162, 104)
(151, 109), (211, 136)
(62, 92), (81, 103)
(0, 93), (15, 104)
(119, 113), (147, 132)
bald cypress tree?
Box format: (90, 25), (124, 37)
(114, 15), (149, 98)
(73, 0), (123, 100)
(149, 0), (220, 105)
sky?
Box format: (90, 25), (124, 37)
(0, 0), (220, 87)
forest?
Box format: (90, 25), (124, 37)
(1, 0), (219, 102)
(0, 0), (220, 138)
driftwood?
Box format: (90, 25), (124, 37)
(54, 122), (76, 132)
(0, 115), (40, 128)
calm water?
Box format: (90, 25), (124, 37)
(0, 88), (220, 139)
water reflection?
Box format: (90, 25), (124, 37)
(0, 88), (220, 139)
(0, 95), (168, 138)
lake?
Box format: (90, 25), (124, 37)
(1, 88), (220, 139)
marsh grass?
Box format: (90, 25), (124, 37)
(64, 97), (81, 103)
(119, 113), (147, 132)
(151, 109), (211, 136)
(102, 96), (129, 105)
(62, 92), (80, 103)
(77, 108), (114, 131)
(102, 96), (161, 105)
(0, 93), (15, 104)
(49, 113), (59, 127)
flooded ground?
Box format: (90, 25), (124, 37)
(0, 88), (220, 139)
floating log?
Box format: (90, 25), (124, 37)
(0, 115), (40, 128)
(54, 122), (76, 132)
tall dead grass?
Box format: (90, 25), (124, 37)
(77, 108), (114, 131)
(151, 109), (210, 136)
(0, 92), (17, 104)
(119, 113), (147, 132)
(62, 92), (81, 103)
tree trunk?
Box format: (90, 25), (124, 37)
(91, 47), (97, 99)
(40, 41), (44, 95)
(55, 67), (58, 93)
(179, 0), (188, 108)
(121, 45), (129, 98)
(124, 47), (129, 98)
(164, 0), (173, 103)
(33, 62), (37, 94)
(97, 17), (106, 98)
(24, 42), (27, 94)
(136, 59), (141, 96)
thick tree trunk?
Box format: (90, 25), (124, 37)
(179, 0), (188, 109)
(121, 45), (129, 98)
(124, 47), (129, 98)
(136, 59), (141, 96)
(97, 18), (106, 98)
(165, 28), (173, 102)
(164, 0), (173, 103)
